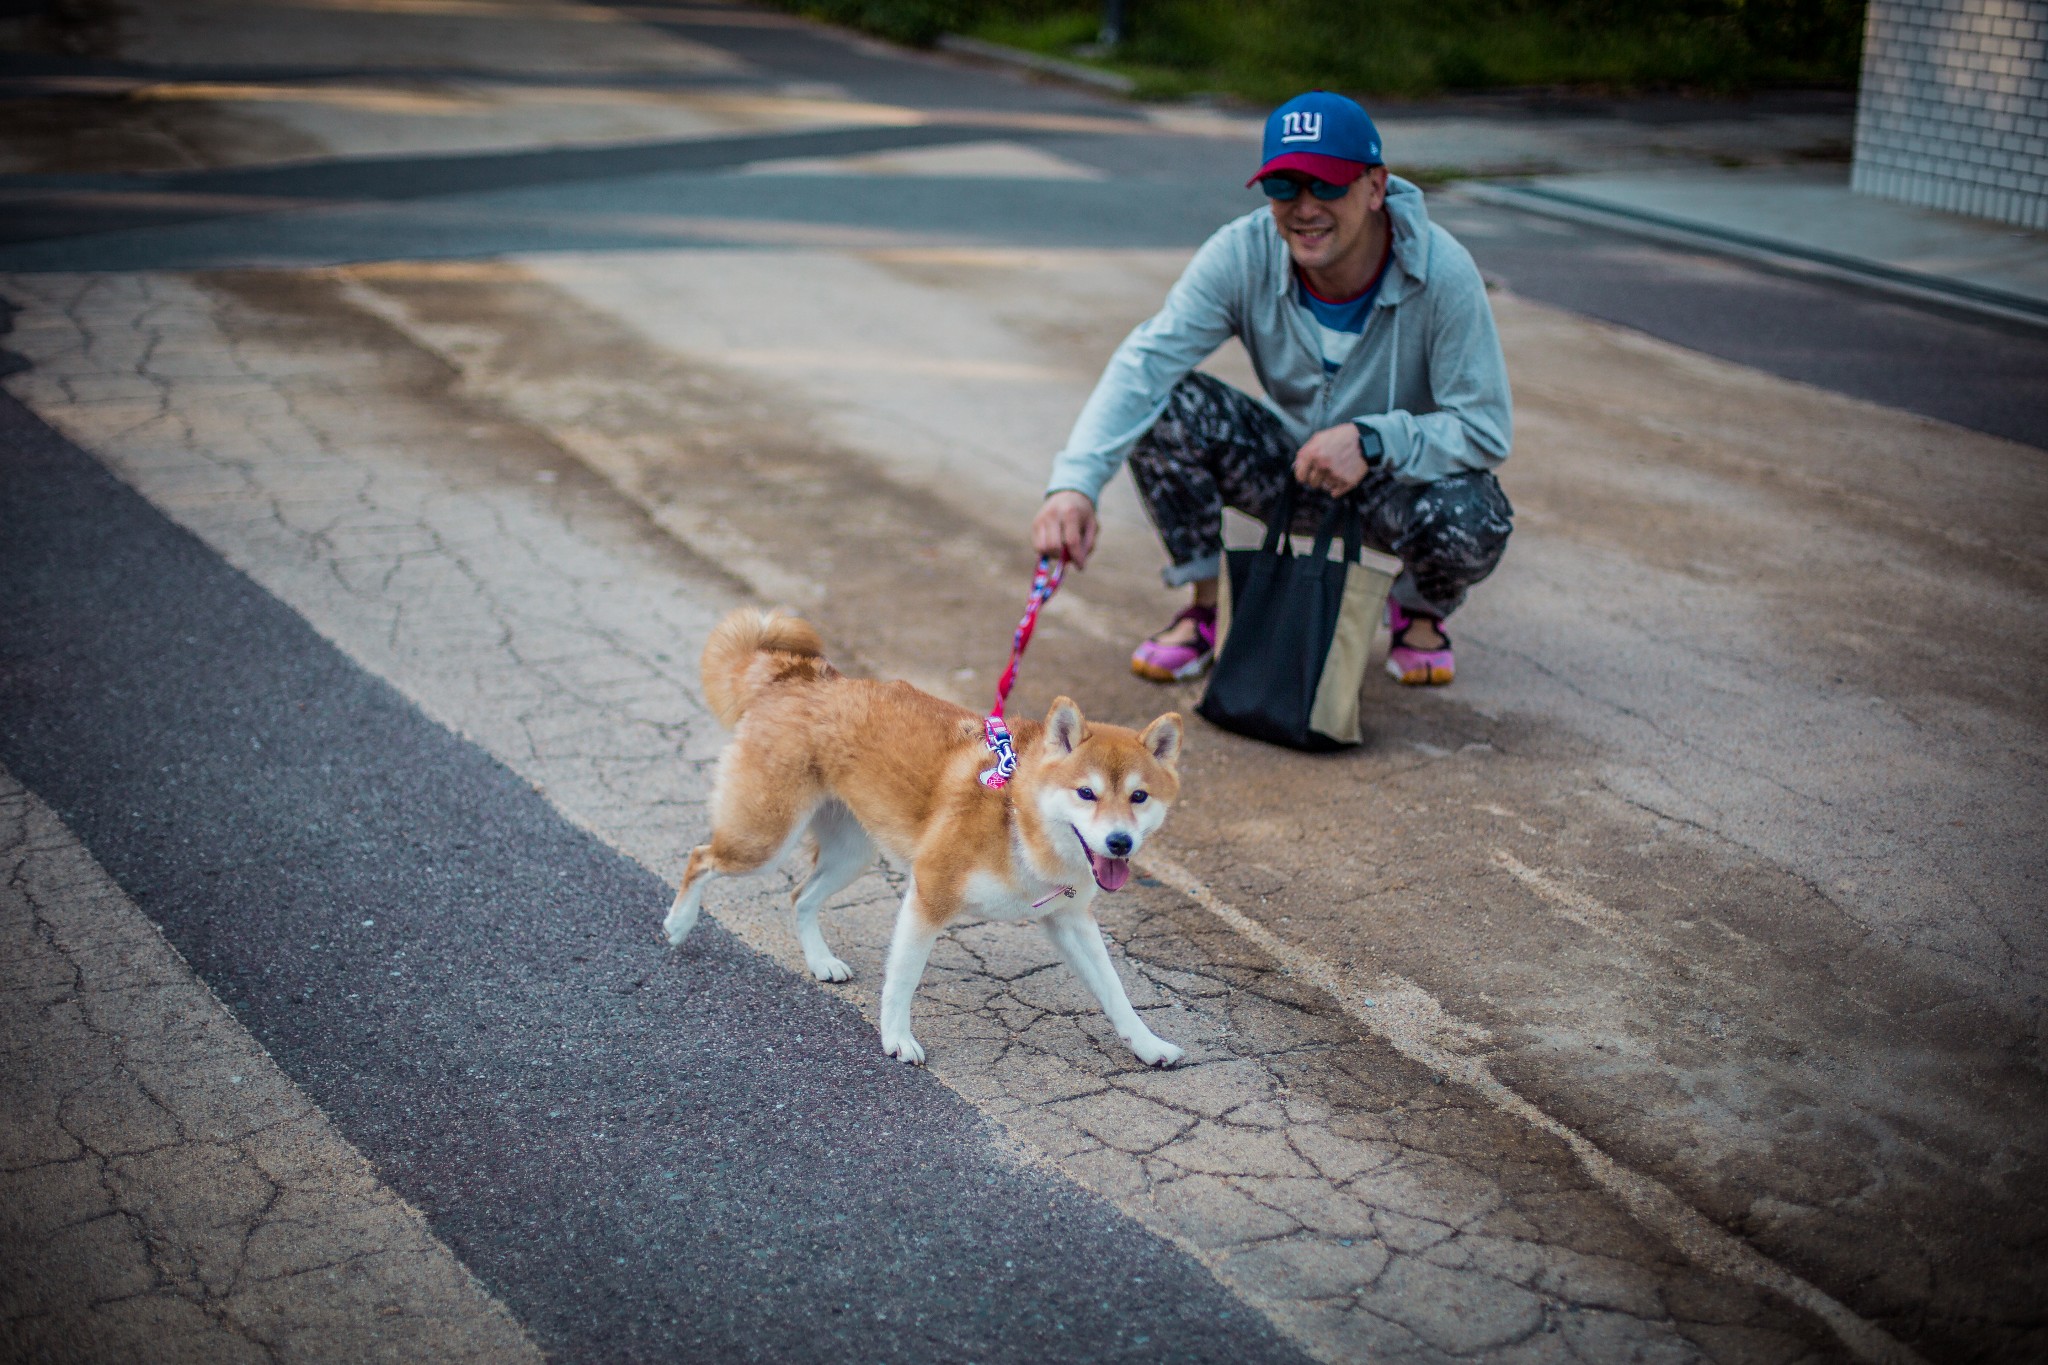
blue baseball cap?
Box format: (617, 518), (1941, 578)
(1247, 91), (1383, 187)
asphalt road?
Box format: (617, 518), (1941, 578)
(3, 147), (2043, 454)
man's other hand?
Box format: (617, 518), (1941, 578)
(1033, 491), (1099, 569)
(1293, 423), (1369, 497)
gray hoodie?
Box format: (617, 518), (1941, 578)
(1046, 177), (1512, 502)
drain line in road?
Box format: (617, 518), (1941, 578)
(1134, 850), (1926, 1365)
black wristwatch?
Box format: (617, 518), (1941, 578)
(1352, 420), (1386, 474)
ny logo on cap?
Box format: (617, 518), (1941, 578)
(1279, 111), (1323, 143)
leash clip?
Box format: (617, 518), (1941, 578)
(978, 715), (1017, 789)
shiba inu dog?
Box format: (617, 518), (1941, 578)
(663, 608), (1186, 1068)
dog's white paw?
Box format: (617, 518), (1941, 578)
(881, 1031), (926, 1065)
(661, 888), (701, 947)
(1130, 1035), (1184, 1068)
(809, 956), (853, 983)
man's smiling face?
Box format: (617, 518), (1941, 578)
(1269, 165), (1389, 280)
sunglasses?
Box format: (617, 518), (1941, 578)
(1259, 174), (1352, 202)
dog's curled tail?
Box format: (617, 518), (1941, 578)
(700, 607), (829, 727)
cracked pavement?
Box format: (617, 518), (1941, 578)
(0, 769), (540, 1363)
(2, 0), (2045, 1360)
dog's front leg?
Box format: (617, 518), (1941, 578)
(1044, 907), (1184, 1068)
(878, 888), (940, 1065)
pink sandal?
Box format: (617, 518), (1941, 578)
(1131, 604), (1216, 682)
(1386, 600), (1454, 686)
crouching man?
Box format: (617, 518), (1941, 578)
(1031, 91), (1514, 687)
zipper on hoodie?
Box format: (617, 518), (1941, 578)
(1312, 294), (1392, 429)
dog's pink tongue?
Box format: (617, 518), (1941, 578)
(1089, 850), (1132, 892)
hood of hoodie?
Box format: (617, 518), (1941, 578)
(1378, 175), (1436, 302)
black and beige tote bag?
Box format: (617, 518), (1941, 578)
(1198, 483), (1395, 751)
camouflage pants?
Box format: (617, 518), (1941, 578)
(1125, 372), (1513, 619)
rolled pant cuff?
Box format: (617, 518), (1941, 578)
(1161, 551), (1222, 588)
(1393, 571), (1455, 621)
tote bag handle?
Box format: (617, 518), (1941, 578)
(1308, 497), (1365, 567)
(1264, 481), (1365, 567)
(1260, 480), (1299, 556)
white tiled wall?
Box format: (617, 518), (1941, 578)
(1852, 0), (2048, 228)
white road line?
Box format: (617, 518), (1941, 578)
(1492, 848), (1631, 940)
(1135, 850), (1926, 1365)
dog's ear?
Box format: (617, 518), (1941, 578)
(1045, 696), (1084, 754)
(1140, 712), (1183, 770)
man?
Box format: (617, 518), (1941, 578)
(1031, 90), (1513, 687)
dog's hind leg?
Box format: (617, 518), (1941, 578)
(663, 781), (820, 948)
(662, 843), (720, 947)
(790, 801), (873, 982)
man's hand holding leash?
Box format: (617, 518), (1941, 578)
(1033, 490), (1098, 570)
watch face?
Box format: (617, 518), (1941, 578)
(1355, 423), (1382, 463)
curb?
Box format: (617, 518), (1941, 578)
(1462, 181), (2048, 333)
(934, 34), (1136, 95)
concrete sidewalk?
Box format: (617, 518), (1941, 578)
(1464, 163), (2048, 328)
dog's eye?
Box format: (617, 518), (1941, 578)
(1077, 787), (1096, 802)
(1131, 790), (1148, 805)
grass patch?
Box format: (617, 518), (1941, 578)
(775, 0), (1864, 98)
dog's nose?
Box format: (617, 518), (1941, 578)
(1105, 832), (1133, 858)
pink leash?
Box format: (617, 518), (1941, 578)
(978, 553), (1066, 791)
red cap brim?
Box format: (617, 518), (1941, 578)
(1246, 152), (1370, 189)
